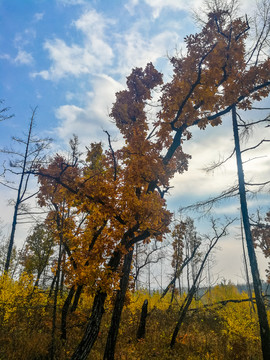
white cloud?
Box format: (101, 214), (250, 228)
(55, 74), (123, 144)
(14, 28), (36, 48)
(170, 124), (237, 199)
(0, 54), (11, 60)
(14, 49), (34, 65)
(55, 104), (85, 139)
(143, 0), (192, 18)
(33, 12), (44, 22)
(125, 0), (140, 15)
(0, 49), (33, 67)
(143, 0), (260, 19)
(114, 28), (182, 78)
(34, 10), (114, 80)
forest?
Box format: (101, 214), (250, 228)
(1, 1), (270, 359)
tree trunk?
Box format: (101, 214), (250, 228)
(5, 111), (35, 272)
(5, 202), (19, 272)
(137, 299), (148, 340)
(70, 290), (107, 360)
(71, 284), (84, 312)
(49, 239), (62, 360)
(103, 249), (134, 360)
(70, 249), (122, 360)
(170, 284), (196, 348)
(232, 105), (270, 359)
(61, 285), (75, 340)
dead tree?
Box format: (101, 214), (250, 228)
(1, 108), (51, 272)
(170, 218), (235, 348)
(232, 105), (270, 358)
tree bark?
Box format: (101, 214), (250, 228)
(61, 285), (75, 340)
(103, 249), (134, 360)
(137, 299), (148, 340)
(71, 284), (84, 312)
(49, 244), (62, 360)
(70, 249), (122, 360)
(70, 226), (149, 360)
(70, 290), (107, 360)
(170, 284), (197, 348)
(5, 112), (35, 272)
(232, 105), (270, 360)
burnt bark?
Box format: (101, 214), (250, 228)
(70, 290), (107, 360)
(70, 249), (122, 360)
(71, 284), (84, 313)
(61, 285), (76, 340)
(170, 283), (197, 348)
(137, 299), (148, 340)
(103, 249), (134, 360)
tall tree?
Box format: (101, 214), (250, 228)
(20, 222), (54, 287)
(33, 3), (270, 359)
(232, 105), (270, 357)
(1, 108), (51, 272)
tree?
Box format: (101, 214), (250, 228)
(32, 2), (270, 359)
(160, 219), (200, 303)
(1, 108), (51, 272)
(133, 240), (167, 291)
(170, 218), (234, 348)
(20, 222), (54, 287)
(0, 234), (17, 277)
(232, 104), (270, 357)
(182, 217), (202, 291)
(171, 221), (185, 297)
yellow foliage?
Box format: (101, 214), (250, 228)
(0, 277), (267, 359)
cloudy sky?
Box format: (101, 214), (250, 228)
(1, 0), (269, 283)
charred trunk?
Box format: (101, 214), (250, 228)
(103, 249), (134, 360)
(137, 299), (148, 340)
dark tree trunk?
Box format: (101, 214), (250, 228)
(61, 285), (76, 340)
(70, 290), (107, 360)
(170, 281), (176, 305)
(70, 249), (122, 360)
(170, 284), (196, 348)
(137, 299), (148, 340)
(49, 234), (63, 360)
(5, 110), (37, 272)
(49, 273), (57, 298)
(232, 105), (270, 360)
(71, 284), (84, 313)
(5, 202), (19, 272)
(103, 249), (134, 360)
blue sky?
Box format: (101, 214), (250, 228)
(1, 0), (269, 283)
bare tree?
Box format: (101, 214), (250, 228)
(170, 218), (235, 348)
(133, 240), (167, 291)
(232, 104), (270, 358)
(0, 108), (51, 272)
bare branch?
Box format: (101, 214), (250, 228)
(241, 139), (270, 153)
(203, 148), (235, 173)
